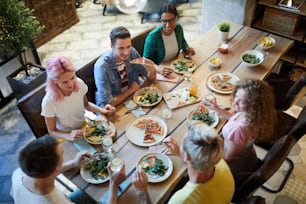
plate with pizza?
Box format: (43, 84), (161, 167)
(187, 104), (219, 128)
(207, 72), (240, 94)
(133, 86), (162, 107)
(126, 115), (168, 147)
(137, 153), (173, 183)
(84, 120), (116, 145)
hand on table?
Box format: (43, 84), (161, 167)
(156, 66), (173, 77)
(72, 150), (92, 168)
(68, 129), (84, 141)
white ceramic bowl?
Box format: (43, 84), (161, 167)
(209, 56), (223, 68)
(241, 50), (264, 67)
(257, 36), (275, 50)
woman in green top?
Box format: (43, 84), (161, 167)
(143, 3), (195, 74)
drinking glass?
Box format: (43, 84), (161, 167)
(183, 71), (192, 82)
(162, 108), (172, 120)
(202, 93), (215, 110)
(111, 157), (122, 172)
(189, 82), (197, 96)
(102, 136), (113, 153)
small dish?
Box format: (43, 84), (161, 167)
(217, 43), (229, 53)
(209, 56), (223, 68)
(257, 36), (275, 50)
(241, 50), (264, 67)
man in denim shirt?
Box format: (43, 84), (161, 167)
(94, 26), (157, 107)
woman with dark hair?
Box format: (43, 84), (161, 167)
(143, 3), (195, 70)
(41, 56), (115, 141)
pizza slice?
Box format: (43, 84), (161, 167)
(143, 131), (156, 143)
(134, 119), (163, 135)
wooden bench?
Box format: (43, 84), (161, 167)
(17, 26), (155, 138)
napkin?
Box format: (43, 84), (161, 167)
(124, 100), (146, 117)
(73, 137), (96, 154)
(156, 73), (181, 83)
(99, 179), (132, 204)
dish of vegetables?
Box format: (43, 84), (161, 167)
(171, 59), (196, 74)
(133, 87), (162, 107)
(242, 54), (261, 64)
(84, 120), (116, 144)
(137, 153), (173, 183)
(80, 153), (110, 184)
(187, 104), (219, 128)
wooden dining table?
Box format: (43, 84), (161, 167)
(61, 21), (293, 203)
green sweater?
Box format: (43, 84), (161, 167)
(143, 23), (189, 64)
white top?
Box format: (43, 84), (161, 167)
(162, 32), (178, 61)
(10, 168), (74, 204)
(41, 78), (87, 131)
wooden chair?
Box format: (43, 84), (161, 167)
(131, 26), (156, 56)
(232, 106), (306, 203)
(17, 83), (48, 138)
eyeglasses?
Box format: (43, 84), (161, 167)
(160, 18), (176, 24)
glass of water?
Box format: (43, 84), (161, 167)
(102, 136), (113, 153)
(183, 71), (192, 82)
(202, 93), (215, 110)
(111, 157), (122, 172)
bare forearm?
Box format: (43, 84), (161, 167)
(111, 87), (137, 106)
(137, 191), (151, 204)
(214, 105), (233, 120)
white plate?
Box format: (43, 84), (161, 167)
(137, 153), (173, 183)
(133, 87), (162, 107)
(126, 115), (168, 147)
(83, 120), (116, 145)
(187, 109), (219, 128)
(207, 72), (240, 94)
(171, 59), (196, 74)
(80, 153), (110, 184)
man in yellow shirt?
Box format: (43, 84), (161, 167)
(132, 123), (235, 204)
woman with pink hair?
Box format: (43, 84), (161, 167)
(41, 56), (115, 141)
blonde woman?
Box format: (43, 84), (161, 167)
(132, 123), (235, 204)
(41, 56), (115, 141)
(210, 79), (276, 185)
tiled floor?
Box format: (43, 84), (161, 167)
(0, 0), (305, 203)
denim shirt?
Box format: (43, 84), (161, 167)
(94, 47), (148, 106)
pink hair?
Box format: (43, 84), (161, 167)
(46, 56), (80, 101)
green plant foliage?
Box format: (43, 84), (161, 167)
(218, 22), (230, 32)
(0, 0), (44, 59)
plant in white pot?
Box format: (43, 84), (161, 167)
(1, 0), (45, 98)
(218, 21), (230, 41)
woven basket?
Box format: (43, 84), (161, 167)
(263, 7), (300, 35)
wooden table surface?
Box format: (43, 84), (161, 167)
(61, 21), (293, 203)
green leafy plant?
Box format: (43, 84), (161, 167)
(0, 0), (44, 59)
(218, 22), (230, 32)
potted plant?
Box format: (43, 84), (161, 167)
(0, 0), (45, 99)
(218, 21), (230, 41)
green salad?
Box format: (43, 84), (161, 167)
(242, 54), (261, 64)
(192, 112), (215, 126)
(85, 154), (109, 180)
(87, 124), (106, 137)
(138, 92), (159, 104)
(142, 154), (168, 176)
(172, 60), (194, 72)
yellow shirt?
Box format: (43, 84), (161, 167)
(168, 159), (234, 204)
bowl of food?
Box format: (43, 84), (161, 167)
(257, 36), (275, 50)
(217, 43), (229, 53)
(209, 56), (223, 68)
(241, 50), (264, 67)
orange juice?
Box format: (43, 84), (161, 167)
(189, 83), (197, 96)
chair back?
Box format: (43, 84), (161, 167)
(277, 73), (306, 110)
(131, 26), (156, 56)
(17, 83), (48, 138)
(76, 55), (100, 103)
(233, 107), (306, 203)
